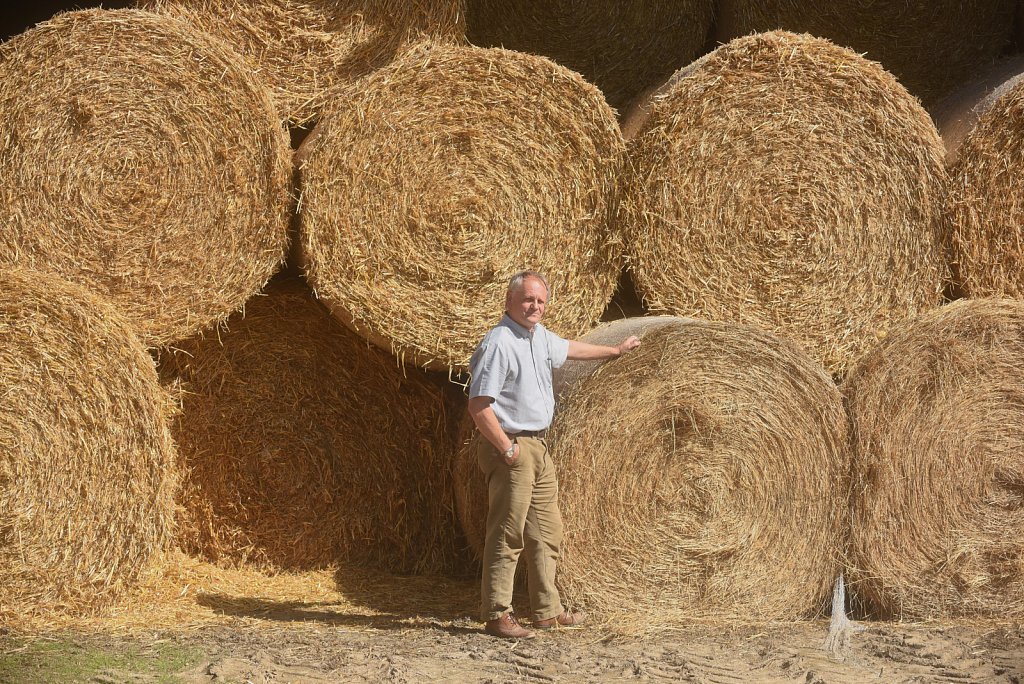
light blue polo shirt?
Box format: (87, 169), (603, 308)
(468, 314), (570, 433)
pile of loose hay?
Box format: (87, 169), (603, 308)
(622, 31), (948, 377)
(714, 0), (1017, 107)
(0, 268), (177, 619)
(454, 316), (849, 622)
(158, 276), (461, 574)
(298, 43), (625, 372)
(464, 0), (715, 113)
(0, 9), (292, 348)
(844, 298), (1024, 619)
(942, 61), (1024, 298)
(138, 0), (466, 125)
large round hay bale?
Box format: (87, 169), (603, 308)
(715, 0), (1017, 107)
(0, 9), (292, 348)
(845, 299), (1024, 619)
(941, 61), (1024, 298)
(622, 31), (948, 378)
(465, 0), (715, 113)
(158, 276), (460, 573)
(454, 316), (850, 622)
(298, 43), (625, 372)
(0, 268), (176, 617)
(138, 0), (466, 125)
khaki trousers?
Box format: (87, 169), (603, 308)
(477, 435), (564, 622)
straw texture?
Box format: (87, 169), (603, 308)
(138, 0), (466, 125)
(944, 63), (1024, 298)
(845, 299), (1024, 619)
(622, 31), (947, 378)
(0, 9), (292, 348)
(715, 0), (1017, 106)
(454, 316), (849, 622)
(158, 277), (459, 574)
(465, 0), (715, 113)
(299, 44), (625, 372)
(0, 268), (177, 619)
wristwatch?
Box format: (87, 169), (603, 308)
(503, 444), (516, 460)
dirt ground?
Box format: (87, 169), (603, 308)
(5, 554), (1024, 683)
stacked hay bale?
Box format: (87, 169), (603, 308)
(714, 0), (1017, 107)
(845, 299), (1024, 619)
(464, 0), (715, 113)
(138, 0), (466, 125)
(298, 44), (625, 372)
(0, 9), (291, 348)
(455, 317), (850, 622)
(158, 277), (460, 573)
(622, 31), (948, 377)
(940, 61), (1024, 298)
(0, 269), (177, 618)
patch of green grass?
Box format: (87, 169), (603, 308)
(0, 635), (204, 684)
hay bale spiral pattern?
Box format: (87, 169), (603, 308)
(465, 0), (715, 113)
(945, 66), (1024, 298)
(845, 299), (1024, 619)
(715, 0), (1017, 106)
(0, 9), (292, 348)
(299, 44), (625, 372)
(0, 268), (176, 617)
(158, 277), (459, 573)
(622, 31), (947, 377)
(139, 0), (466, 125)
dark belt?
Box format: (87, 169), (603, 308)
(509, 429), (546, 439)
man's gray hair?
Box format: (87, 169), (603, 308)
(506, 270), (550, 299)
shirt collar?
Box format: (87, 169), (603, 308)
(501, 313), (534, 338)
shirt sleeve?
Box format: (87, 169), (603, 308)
(546, 328), (570, 369)
(468, 341), (509, 400)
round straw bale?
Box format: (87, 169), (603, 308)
(715, 0), (1017, 107)
(138, 0), (466, 125)
(465, 0), (715, 113)
(622, 31), (948, 378)
(942, 61), (1024, 299)
(0, 9), (291, 348)
(298, 44), (625, 372)
(844, 298), (1024, 619)
(454, 316), (850, 621)
(0, 268), (176, 617)
(158, 276), (460, 573)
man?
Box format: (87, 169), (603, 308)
(468, 270), (641, 639)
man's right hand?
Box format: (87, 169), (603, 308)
(502, 442), (520, 465)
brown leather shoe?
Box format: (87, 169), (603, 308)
(484, 613), (536, 639)
(533, 610), (587, 629)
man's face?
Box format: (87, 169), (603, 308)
(506, 277), (548, 330)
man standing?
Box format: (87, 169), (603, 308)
(468, 270), (641, 639)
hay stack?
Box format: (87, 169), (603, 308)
(0, 9), (291, 348)
(622, 31), (948, 377)
(465, 0), (715, 113)
(158, 277), (459, 573)
(845, 299), (1024, 619)
(299, 44), (625, 372)
(0, 268), (176, 617)
(454, 316), (849, 621)
(138, 0), (466, 125)
(715, 0), (1017, 107)
(941, 61), (1024, 298)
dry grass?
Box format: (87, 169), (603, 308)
(943, 62), (1024, 298)
(844, 298), (1024, 619)
(622, 31), (948, 378)
(138, 0), (466, 125)
(298, 43), (625, 372)
(157, 276), (464, 575)
(0, 268), (177, 621)
(464, 0), (715, 113)
(714, 0), (1017, 107)
(0, 8), (291, 348)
